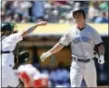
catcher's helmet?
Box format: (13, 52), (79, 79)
(73, 9), (86, 19)
(1, 23), (14, 32)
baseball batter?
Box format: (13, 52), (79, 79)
(40, 9), (105, 87)
(0, 21), (46, 87)
(17, 64), (49, 87)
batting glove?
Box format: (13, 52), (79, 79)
(40, 51), (52, 61)
(98, 55), (105, 64)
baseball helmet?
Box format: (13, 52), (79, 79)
(18, 51), (30, 64)
(1, 22), (14, 32)
(72, 9), (86, 19)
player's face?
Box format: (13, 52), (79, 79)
(73, 12), (85, 23)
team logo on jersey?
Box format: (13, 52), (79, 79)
(73, 36), (91, 44)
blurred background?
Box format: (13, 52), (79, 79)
(1, 0), (109, 87)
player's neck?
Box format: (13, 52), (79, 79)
(77, 23), (86, 30)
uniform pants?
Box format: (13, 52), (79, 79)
(1, 65), (19, 87)
(70, 60), (97, 87)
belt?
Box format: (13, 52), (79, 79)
(73, 57), (91, 63)
(1, 51), (13, 54)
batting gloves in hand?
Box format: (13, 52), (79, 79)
(98, 55), (105, 64)
(40, 51), (52, 61)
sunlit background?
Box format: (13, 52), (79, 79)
(1, 0), (108, 87)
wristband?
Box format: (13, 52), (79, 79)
(100, 55), (104, 59)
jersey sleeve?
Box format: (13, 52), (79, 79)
(59, 30), (72, 46)
(93, 29), (103, 45)
(10, 33), (23, 44)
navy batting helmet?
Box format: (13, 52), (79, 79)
(73, 9), (86, 19)
(1, 23), (14, 32)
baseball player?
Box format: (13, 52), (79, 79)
(17, 64), (49, 88)
(14, 51), (49, 88)
(40, 9), (105, 87)
(0, 21), (46, 87)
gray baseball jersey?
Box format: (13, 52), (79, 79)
(59, 24), (102, 59)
